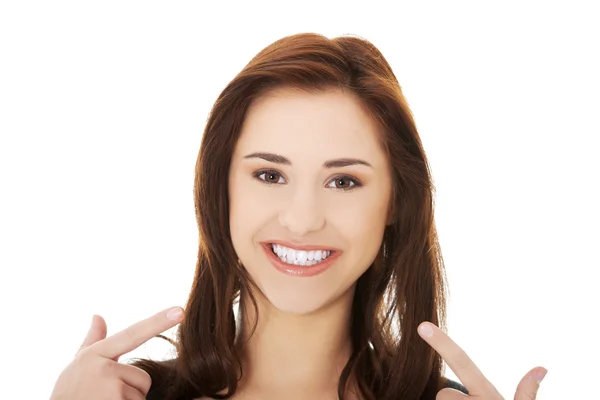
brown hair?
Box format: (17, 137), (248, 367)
(128, 32), (451, 400)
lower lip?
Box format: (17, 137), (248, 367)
(262, 244), (340, 277)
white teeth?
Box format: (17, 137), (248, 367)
(270, 244), (333, 266)
(297, 251), (307, 262)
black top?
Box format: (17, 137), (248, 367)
(444, 378), (469, 394)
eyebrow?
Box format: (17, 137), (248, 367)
(243, 152), (373, 168)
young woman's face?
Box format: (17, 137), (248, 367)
(228, 88), (393, 315)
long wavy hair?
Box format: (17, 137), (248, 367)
(128, 32), (450, 400)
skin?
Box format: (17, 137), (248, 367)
(226, 87), (393, 398)
(50, 88), (546, 400)
(417, 321), (548, 399)
(48, 312), (547, 399)
(49, 307), (183, 400)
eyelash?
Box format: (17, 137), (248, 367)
(252, 169), (363, 191)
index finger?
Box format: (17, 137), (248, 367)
(417, 321), (494, 396)
(90, 306), (184, 359)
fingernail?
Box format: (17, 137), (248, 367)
(534, 368), (548, 384)
(167, 307), (183, 321)
(418, 323), (433, 338)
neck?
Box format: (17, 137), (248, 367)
(232, 284), (359, 398)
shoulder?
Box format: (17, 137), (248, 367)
(443, 377), (469, 394)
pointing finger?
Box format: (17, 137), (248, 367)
(418, 321), (496, 396)
(88, 306), (184, 360)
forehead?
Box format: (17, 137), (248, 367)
(235, 88), (386, 162)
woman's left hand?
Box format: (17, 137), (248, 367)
(417, 322), (547, 399)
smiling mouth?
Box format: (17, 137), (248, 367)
(269, 243), (335, 266)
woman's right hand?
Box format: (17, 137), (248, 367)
(49, 306), (184, 400)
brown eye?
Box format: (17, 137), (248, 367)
(326, 175), (361, 190)
(254, 170), (285, 184)
(264, 171), (280, 183)
(334, 177), (351, 189)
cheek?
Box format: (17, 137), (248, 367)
(331, 193), (389, 237)
(327, 193), (390, 271)
(229, 172), (272, 245)
(343, 213), (387, 254)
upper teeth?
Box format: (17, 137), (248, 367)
(271, 243), (332, 263)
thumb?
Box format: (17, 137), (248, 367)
(515, 366), (547, 400)
(77, 314), (107, 354)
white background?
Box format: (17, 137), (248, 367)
(1, 2), (598, 399)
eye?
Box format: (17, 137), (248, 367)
(253, 169), (286, 184)
(326, 175), (362, 191)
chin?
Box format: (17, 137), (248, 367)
(238, 245), (360, 316)
(255, 279), (353, 317)
(258, 285), (327, 315)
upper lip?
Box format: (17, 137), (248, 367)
(263, 240), (340, 252)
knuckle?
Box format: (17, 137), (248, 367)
(73, 348), (93, 369)
(124, 326), (138, 343)
(115, 380), (129, 396)
(139, 370), (152, 393)
(74, 346), (90, 361)
(451, 351), (471, 371)
(99, 358), (118, 375)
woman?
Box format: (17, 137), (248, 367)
(50, 32), (546, 400)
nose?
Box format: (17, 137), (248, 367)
(278, 188), (325, 236)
